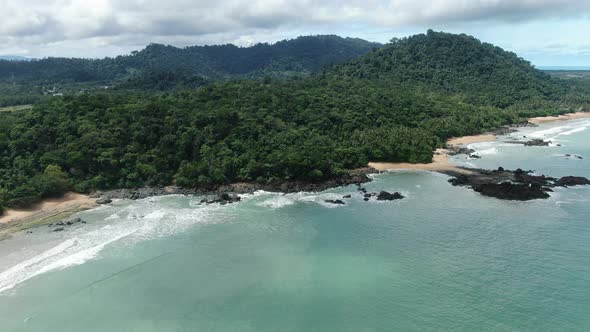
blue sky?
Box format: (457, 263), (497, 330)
(1, 0), (589, 66)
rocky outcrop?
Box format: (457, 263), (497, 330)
(201, 193), (241, 205)
(376, 191), (405, 201)
(473, 182), (550, 200)
(506, 138), (551, 147)
(447, 147), (476, 156)
(446, 167), (590, 201)
(524, 139), (551, 147)
(96, 197), (112, 205)
(555, 176), (590, 187)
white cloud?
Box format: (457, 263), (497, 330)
(0, 0), (588, 61)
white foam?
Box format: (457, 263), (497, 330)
(528, 120), (590, 141)
(255, 192), (349, 209)
(0, 196), (227, 294)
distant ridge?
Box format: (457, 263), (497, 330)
(539, 66), (590, 71)
(0, 35), (382, 84)
(0, 55), (31, 61)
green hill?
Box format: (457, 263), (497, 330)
(329, 30), (566, 108)
(0, 31), (587, 212)
(0, 35), (382, 84)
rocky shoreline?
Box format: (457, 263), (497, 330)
(91, 167), (380, 203)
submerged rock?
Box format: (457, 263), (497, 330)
(325, 199), (345, 205)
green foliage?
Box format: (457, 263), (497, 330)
(0, 31), (588, 211)
(0, 35), (382, 106)
(330, 30), (567, 108)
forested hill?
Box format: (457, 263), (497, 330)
(0, 31), (588, 213)
(328, 30), (566, 108)
(0, 35), (382, 84)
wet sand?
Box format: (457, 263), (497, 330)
(0, 193), (96, 240)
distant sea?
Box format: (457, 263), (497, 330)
(1, 118), (590, 331)
(538, 66), (590, 71)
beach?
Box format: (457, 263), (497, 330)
(0, 113), (587, 233)
(369, 134), (496, 173)
(529, 111), (590, 125)
(0, 193), (96, 239)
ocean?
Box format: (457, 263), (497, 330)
(0, 118), (589, 331)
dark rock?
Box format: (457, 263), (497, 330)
(55, 221), (65, 226)
(342, 195), (352, 199)
(565, 154), (571, 157)
(363, 198), (370, 201)
(474, 182), (550, 200)
(66, 221), (73, 226)
(325, 199), (345, 205)
(506, 139), (551, 147)
(448, 147), (476, 156)
(498, 167), (505, 172)
(53, 227), (65, 232)
(555, 176), (590, 187)
(576, 155), (584, 160)
(524, 139), (551, 147)
(376, 191), (405, 201)
(469, 154), (481, 159)
(96, 197), (113, 205)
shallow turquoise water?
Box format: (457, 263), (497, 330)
(0, 119), (589, 331)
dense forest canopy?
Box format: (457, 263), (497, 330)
(0, 36), (380, 83)
(0, 35), (381, 107)
(0, 30), (588, 213)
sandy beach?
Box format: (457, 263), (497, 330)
(0, 193), (97, 239)
(369, 133), (496, 173)
(529, 111), (590, 125)
(370, 112), (589, 173)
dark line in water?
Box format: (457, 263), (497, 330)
(24, 252), (172, 323)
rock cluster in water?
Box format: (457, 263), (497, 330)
(48, 217), (87, 232)
(356, 185), (405, 202)
(445, 167), (590, 201)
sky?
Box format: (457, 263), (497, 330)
(0, 0), (589, 66)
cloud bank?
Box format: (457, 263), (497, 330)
(0, 0), (589, 61)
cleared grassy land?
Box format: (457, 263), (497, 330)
(0, 104), (32, 112)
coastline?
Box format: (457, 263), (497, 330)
(529, 111), (590, 125)
(1, 112), (588, 236)
(369, 134), (496, 173)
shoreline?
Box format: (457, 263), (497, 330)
(370, 112), (590, 173)
(529, 111), (590, 125)
(369, 134), (496, 174)
(1, 112), (588, 236)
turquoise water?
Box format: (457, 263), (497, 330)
(1, 119), (590, 331)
